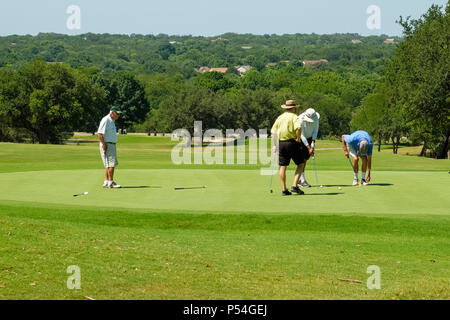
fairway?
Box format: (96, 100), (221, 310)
(0, 137), (449, 300)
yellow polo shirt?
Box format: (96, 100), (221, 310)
(271, 112), (300, 141)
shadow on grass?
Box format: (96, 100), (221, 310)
(317, 183), (393, 188)
(297, 193), (343, 196)
(120, 186), (162, 189)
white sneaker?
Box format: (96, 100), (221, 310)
(110, 181), (121, 189)
(102, 182), (109, 188)
(352, 179), (359, 186)
(361, 179), (368, 186)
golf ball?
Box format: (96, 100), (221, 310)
(338, 187), (342, 190)
(84, 192), (89, 195)
(320, 185), (323, 188)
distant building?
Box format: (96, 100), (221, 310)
(384, 38), (396, 44)
(302, 59), (329, 67)
(235, 65), (252, 75)
(352, 39), (362, 44)
(211, 37), (230, 42)
(11, 43), (17, 46)
(169, 41), (177, 44)
(266, 62), (277, 68)
(195, 66), (210, 73)
(209, 67), (228, 74)
(241, 46), (252, 49)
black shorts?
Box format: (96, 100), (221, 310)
(279, 139), (305, 166)
(300, 138), (313, 161)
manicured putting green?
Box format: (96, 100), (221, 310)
(0, 169), (448, 215)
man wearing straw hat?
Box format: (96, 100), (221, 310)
(271, 100), (305, 196)
(297, 108), (320, 188)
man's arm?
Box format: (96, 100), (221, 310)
(98, 133), (107, 153)
(342, 135), (349, 157)
(367, 156), (372, 181)
(271, 132), (278, 154)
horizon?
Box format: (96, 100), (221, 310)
(0, 0), (447, 37)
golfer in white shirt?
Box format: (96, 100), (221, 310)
(297, 108), (320, 188)
(98, 106), (122, 189)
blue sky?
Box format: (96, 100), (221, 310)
(0, 0), (447, 36)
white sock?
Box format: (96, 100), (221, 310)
(104, 180), (108, 185)
(362, 172), (366, 180)
(300, 173), (305, 182)
(107, 180), (113, 185)
(354, 173), (358, 180)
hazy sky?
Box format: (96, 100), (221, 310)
(0, 0), (447, 36)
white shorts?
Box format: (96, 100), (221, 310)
(100, 143), (119, 168)
(348, 145), (359, 159)
(349, 145), (368, 158)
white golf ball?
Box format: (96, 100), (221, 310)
(84, 192), (89, 195)
(320, 185), (323, 188)
(338, 187), (342, 190)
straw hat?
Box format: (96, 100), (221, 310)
(281, 100), (298, 109)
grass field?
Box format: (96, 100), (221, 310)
(0, 136), (449, 300)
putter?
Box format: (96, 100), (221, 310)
(312, 155), (320, 187)
(73, 192), (88, 197)
(269, 151), (277, 193)
(174, 186), (207, 190)
(347, 156), (354, 169)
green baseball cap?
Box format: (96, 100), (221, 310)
(110, 106), (122, 114)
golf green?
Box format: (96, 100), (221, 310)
(0, 169), (448, 215)
(1, 139), (449, 300)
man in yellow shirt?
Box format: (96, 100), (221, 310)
(271, 100), (305, 196)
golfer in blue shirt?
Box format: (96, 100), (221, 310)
(341, 130), (373, 186)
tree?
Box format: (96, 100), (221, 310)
(99, 72), (150, 129)
(386, 3), (450, 158)
(0, 60), (106, 143)
(351, 87), (388, 152)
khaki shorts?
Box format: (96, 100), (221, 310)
(100, 143), (119, 168)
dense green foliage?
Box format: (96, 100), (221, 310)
(0, 2), (448, 158)
(0, 33), (397, 76)
(352, 3), (450, 158)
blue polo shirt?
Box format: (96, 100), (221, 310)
(344, 130), (373, 156)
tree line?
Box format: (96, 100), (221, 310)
(0, 2), (448, 158)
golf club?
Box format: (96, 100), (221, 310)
(347, 155), (354, 170)
(312, 155), (321, 187)
(73, 192), (89, 197)
(174, 186), (207, 190)
(269, 151), (277, 193)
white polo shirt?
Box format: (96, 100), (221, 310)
(299, 119), (319, 147)
(97, 114), (117, 143)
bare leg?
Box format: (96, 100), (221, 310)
(293, 164), (302, 187)
(298, 162), (306, 176)
(104, 168), (109, 181)
(279, 166), (287, 191)
(361, 156), (368, 173)
(108, 167), (115, 181)
(352, 156), (359, 173)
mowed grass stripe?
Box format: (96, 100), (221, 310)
(1, 206), (449, 299)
